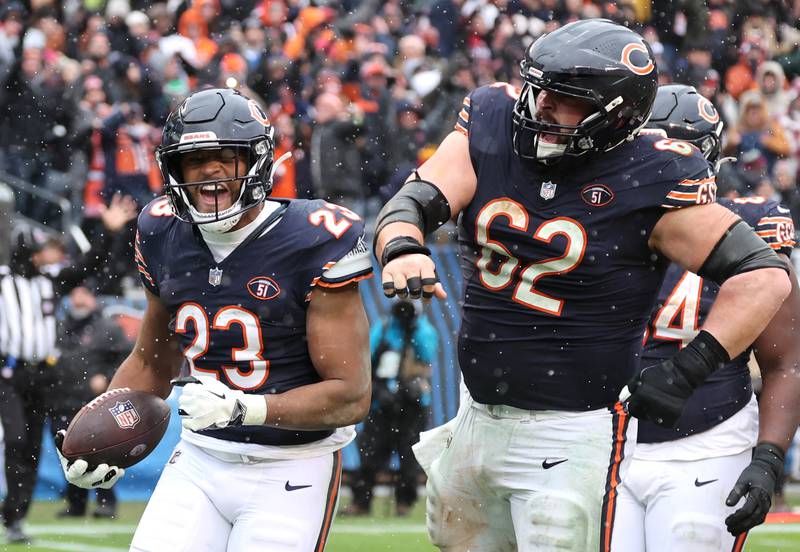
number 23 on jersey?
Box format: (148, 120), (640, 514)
(175, 303), (269, 390)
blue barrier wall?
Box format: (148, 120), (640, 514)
(31, 245), (464, 500)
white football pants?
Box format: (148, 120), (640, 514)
(612, 450), (751, 552)
(415, 397), (635, 552)
(130, 440), (342, 552)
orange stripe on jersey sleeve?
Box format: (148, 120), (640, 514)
(758, 216), (794, 224)
(666, 191), (699, 200)
(454, 95), (471, 137)
(316, 273), (373, 288)
(677, 176), (716, 186)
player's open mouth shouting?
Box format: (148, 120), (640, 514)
(180, 147), (247, 214)
(533, 89), (594, 145)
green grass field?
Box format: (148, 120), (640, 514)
(4, 498), (799, 551)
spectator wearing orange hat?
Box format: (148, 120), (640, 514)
(283, 6), (335, 61)
(218, 52), (267, 110)
(177, 7), (217, 68)
(725, 40), (765, 101)
(219, 51), (247, 86)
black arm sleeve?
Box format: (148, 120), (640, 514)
(698, 220), (790, 284)
(374, 178), (451, 239)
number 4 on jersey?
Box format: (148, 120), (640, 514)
(651, 271), (703, 348)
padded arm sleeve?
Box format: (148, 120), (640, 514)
(374, 178), (451, 239)
(698, 220), (790, 284)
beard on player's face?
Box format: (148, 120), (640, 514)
(534, 90), (594, 144)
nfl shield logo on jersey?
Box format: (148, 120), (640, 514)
(208, 267), (223, 286)
(109, 400), (140, 430)
(540, 181), (557, 200)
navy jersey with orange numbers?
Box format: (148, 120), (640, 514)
(638, 197), (795, 443)
(455, 83), (715, 411)
(135, 197), (372, 445)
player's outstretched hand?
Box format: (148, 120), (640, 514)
(622, 359), (693, 427)
(173, 375), (267, 431)
(725, 443), (784, 535)
(54, 430), (125, 490)
(381, 254), (446, 301)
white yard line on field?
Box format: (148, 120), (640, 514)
(32, 540), (128, 552)
(28, 525), (138, 535)
(27, 522), (428, 536)
(23, 521), (800, 547)
(750, 523), (800, 535)
(333, 523), (428, 534)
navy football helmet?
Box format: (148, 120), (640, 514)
(645, 84), (724, 165)
(156, 88), (275, 232)
(513, 19), (658, 164)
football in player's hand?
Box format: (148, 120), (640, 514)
(61, 388), (170, 469)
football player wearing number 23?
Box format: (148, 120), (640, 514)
(59, 88), (373, 552)
(375, 19), (790, 552)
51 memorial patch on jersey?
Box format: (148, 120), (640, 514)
(135, 197), (372, 446)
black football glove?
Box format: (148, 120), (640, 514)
(625, 331), (729, 427)
(725, 443), (785, 536)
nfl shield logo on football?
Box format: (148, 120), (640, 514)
(208, 267), (223, 286)
(540, 181), (557, 200)
(109, 400), (140, 430)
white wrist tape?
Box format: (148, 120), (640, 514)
(242, 394), (268, 426)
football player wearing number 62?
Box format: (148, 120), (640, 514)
(611, 85), (800, 552)
(375, 19), (791, 552)
(57, 88), (373, 552)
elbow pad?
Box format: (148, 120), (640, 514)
(698, 220), (789, 284)
(374, 178), (451, 239)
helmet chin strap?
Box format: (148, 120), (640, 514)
(535, 140), (567, 158)
(192, 202), (244, 234)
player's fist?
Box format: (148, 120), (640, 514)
(55, 430), (125, 490)
(173, 376), (267, 431)
(623, 330), (727, 427)
(381, 254), (446, 300)
(622, 359), (693, 427)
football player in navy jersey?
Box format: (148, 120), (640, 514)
(374, 20), (791, 552)
(612, 85), (800, 551)
(56, 88), (373, 552)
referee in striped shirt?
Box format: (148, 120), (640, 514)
(0, 194), (136, 544)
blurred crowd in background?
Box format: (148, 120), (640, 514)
(3, 0), (800, 246)
(3, 0), (800, 518)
